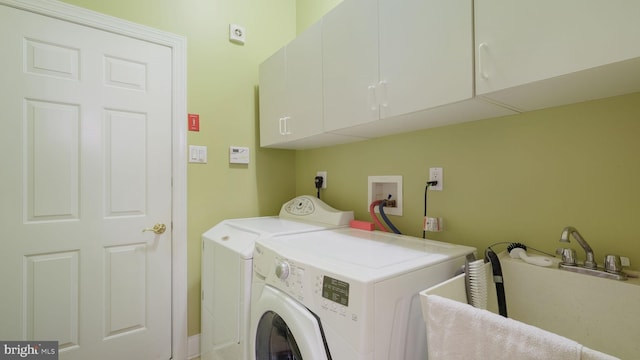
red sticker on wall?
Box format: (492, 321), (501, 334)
(188, 113), (200, 132)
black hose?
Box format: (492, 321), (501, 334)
(379, 200), (401, 234)
(485, 248), (508, 317)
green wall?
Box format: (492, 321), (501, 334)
(295, 92), (640, 269)
(59, 0), (640, 341)
(295, 0), (640, 293)
(61, 0), (298, 337)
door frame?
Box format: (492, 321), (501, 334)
(0, 0), (188, 358)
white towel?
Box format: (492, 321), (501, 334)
(425, 294), (582, 360)
(581, 346), (620, 360)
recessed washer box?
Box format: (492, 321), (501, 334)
(368, 175), (402, 216)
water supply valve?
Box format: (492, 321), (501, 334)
(556, 248), (577, 266)
(604, 254), (623, 274)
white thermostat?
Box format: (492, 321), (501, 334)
(229, 146), (250, 164)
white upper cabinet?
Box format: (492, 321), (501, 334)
(378, 0), (474, 119)
(259, 0), (640, 149)
(475, 0), (640, 111)
(323, 0), (477, 129)
(322, 0), (514, 139)
(259, 46), (287, 147)
(259, 22), (324, 147)
(322, 0), (379, 132)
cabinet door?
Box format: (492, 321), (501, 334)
(475, 0), (640, 110)
(259, 48), (287, 147)
(285, 21), (323, 142)
(322, 0), (379, 132)
(379, 0), (473, 119)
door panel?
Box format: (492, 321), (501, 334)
(379, 0), (473, 119)
(105, 110), (147, 217)
(104, 244), (147, 337)
(322, 0), (379, 131)
(25, 100), (81, 221)
(0, 4), (172, 359)
(24, 251), (80, 350)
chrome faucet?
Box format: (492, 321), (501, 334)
(559, 226), (597, 269)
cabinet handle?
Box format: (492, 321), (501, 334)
(378, 80), (388, 108)
(478, 42), (489, 80)
(368, 85), (378, 111)
(278, 117), (292, 135)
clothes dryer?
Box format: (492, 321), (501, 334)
(249, 228), (475, 360)
(201, 196), (353, 360)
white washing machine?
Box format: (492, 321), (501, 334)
(249, 228), (476, 360)
(201, 196), (353, 360)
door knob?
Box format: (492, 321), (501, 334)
(142, 223), (166, 234)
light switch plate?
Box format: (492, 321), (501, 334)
(189, 145), (207, 163)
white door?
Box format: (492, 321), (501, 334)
(0, 4), (173, 360)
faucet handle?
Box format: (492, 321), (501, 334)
(556, 248), (577, 266)
(604, 254), (623, 273)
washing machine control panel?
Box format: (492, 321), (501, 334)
(279, 195), (354, 225)
(321, 276), (349, 307)
(275, 260), (290, 280)
(268, 255), (356, 319)
(271, 256), (307, 300)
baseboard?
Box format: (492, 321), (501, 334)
(187, 334), (200, 360)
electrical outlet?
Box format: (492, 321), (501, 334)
(429, 167), (443, 191)
(316, 171), (327, 189)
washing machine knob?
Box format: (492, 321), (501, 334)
(275, 261), (290, 280)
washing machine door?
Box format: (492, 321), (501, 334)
(252, 285), (330, 360)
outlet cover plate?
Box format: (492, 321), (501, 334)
(429, 167), (443, 191)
